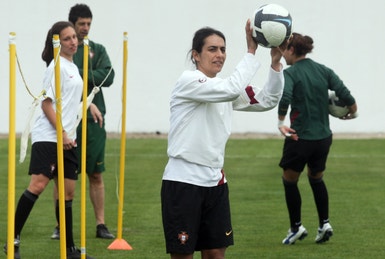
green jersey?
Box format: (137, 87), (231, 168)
(73, 40), (115, 119)
(74, 40), (114, 173)
(278, 58), (355, 140)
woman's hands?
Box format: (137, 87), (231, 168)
(245, 19), (258, 54)
(62, 131), (77, 150)
(246, 18), (284, 72)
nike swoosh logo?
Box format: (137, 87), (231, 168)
(274, 18), (292, 27)
(225, 230), (233, 236)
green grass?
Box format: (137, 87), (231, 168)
(0, 137), (384, 258)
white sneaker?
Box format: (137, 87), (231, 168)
(315, 222), (333, 243)
(282, 225), (308, 245)
(50, 226), (60, 240)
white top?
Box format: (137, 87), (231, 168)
(163, 53), (284, 187)
(31, 57), (83, 144)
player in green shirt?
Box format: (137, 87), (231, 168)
(277, 33), (357, 245)
(51, 4), (115, 240)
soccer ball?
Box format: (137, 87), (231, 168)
(328, 91), (349, 118)
(252, 4), (292, 48)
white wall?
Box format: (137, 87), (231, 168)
(0, 0), (384, 134)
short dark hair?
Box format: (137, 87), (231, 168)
(190, 27), (226, 65)
(68, 3), (93, 24)
(41, 21), (75, 66)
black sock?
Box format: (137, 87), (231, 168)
(309, 176), (329, 227)
(282, 178), (302, 231)
(55, 199), (59, 226)
(14, 190), (39, 238)
(65, 200), (75, 248)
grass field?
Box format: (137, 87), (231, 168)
(0, 136), (384, 258)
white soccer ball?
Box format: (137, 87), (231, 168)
(328, 91), (349, 118)
(252, 4), (292, 48)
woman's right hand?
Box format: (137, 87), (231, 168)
(245, 19), (258, 54)
(63, 131), (76, 150)
(278, 125), (299, 141)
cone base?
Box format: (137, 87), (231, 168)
(108, 238), (133, 250)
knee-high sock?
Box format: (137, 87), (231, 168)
(309, 177), (329, 227)
(55, 199), (59, 224)
(14, 190), (39, 238)
(282, 178), (302, 230)
(65, 200), (75, 248)
(55, 200), (75, 248)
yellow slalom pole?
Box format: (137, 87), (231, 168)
(80, 37), (89, 259)
(53, 34), (67, 259)
(7, 32), (16, 259)
(108, 32), (132, 250)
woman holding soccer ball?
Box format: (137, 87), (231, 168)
(161, 19), (284, 259)
(277, 32), (357, 245)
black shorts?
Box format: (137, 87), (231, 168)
(29, 142), (78, 180)
(279, 135), (332, 174)
(161, 180), (233, 254)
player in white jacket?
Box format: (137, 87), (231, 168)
(161, 19), (285, 259)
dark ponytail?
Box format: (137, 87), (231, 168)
(41, 21), (74, 67)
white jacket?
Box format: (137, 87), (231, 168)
(163, 53), (283, 186)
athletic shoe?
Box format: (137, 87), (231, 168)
(96, 224), (115, 239)
(67, 246), (95, 259)
(282, 225), (308, 245)
(315, 222), (333, 243)
(51, 226), (60, 240)
(3, 237), (21, 259)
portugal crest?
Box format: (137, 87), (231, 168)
(178, 231), (189, 245)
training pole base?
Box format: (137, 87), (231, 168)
(108, 238), (133, 250)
